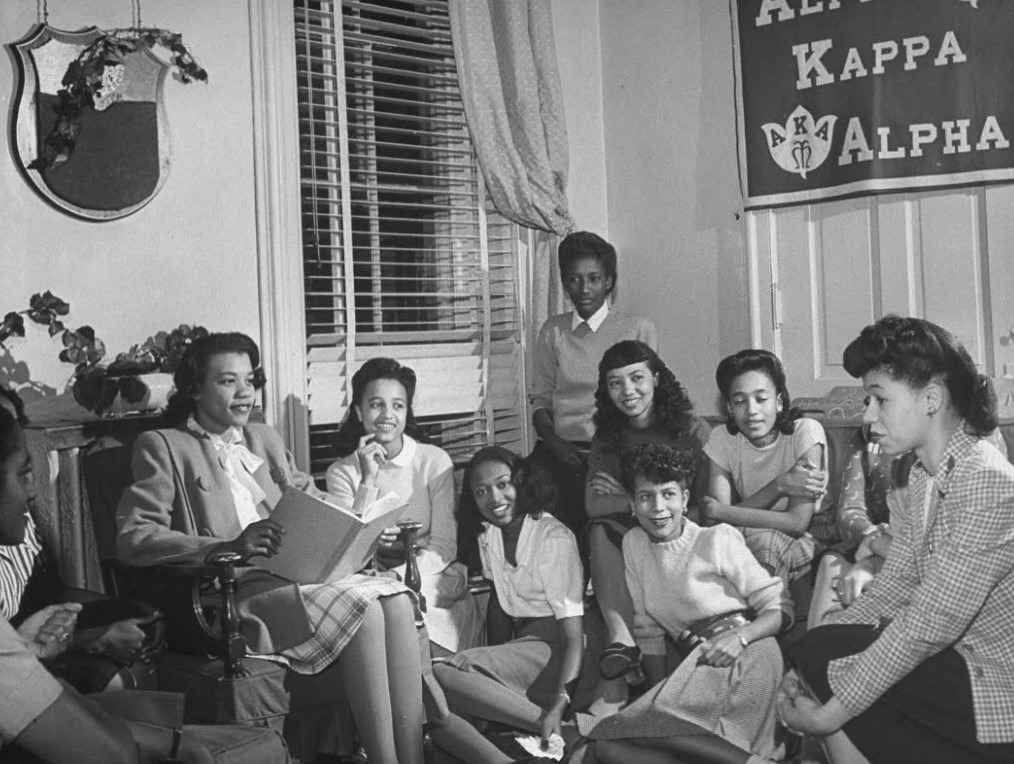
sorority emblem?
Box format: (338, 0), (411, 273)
(761, 105), (837, 180)
(9, 25), (171, 220)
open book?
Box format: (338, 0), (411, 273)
(252, 487), (408, 585)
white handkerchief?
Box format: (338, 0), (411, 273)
(515, 733), (565, 761)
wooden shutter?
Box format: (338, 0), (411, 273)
(294, 0), (527, 477)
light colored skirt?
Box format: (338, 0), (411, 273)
(577, 637), (785, 761)
(440, 612), (605, 712)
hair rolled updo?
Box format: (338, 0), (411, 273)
(842, 315), (997, 437)
(715, 348), (802, 436)
(162, 332), (266, 427)
(592, 340), (695, 454)
(333, 357), (425, 457)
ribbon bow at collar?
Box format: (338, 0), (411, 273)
(187, 416), (267, 506)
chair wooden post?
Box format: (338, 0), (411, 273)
(209, 551), (249, 679)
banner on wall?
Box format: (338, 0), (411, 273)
(732, 0), (1014, 208)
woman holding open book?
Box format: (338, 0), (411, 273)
(116, 332), (440, 764)
(326, 357), (483, 654)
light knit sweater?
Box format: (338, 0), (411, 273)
(623, 520), (790, 656)
(325, 436), (480, 651)
(531, 308), (657, 442)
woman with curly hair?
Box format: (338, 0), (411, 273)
(584, 341), (711, 684)
(574, 443), (789, 764)
(433, 447), (605, 762)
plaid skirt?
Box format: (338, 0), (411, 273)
(576, 637), (785, 761)
(261, 572), (449, 725)
(275, 572), (410, 673)
(740, 527), (817, 583)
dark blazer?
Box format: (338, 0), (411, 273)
(116, 423), (319, 652)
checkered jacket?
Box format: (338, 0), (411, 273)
(827, 428), (1014, 744)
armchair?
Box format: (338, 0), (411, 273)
(81, 433), (354, 763)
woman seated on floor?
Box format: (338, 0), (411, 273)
(583, 340), (711, 686)
(430, 446), (605, 764)
(115, 332), (441, 764)
(573, 443), (790, 764)
(779, 315), (1014, 764)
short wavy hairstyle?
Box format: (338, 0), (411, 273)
(715, 348), (802, 436)
(620, 443), (698, 494)
(163, 332), (266, 427)
(843, 315), (997, 437)
(593, 340), (695, 453)
(558, 231), (617, 296)
(333, 357), (427, 457)
(455, 446), (558, 573)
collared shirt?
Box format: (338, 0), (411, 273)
(0, 516), (43, 620)
(570, 301), (609, 333)
(827, 426), (1014, 744)
(186, 416), (266, 530)
(531, 309), (657, 442)
(478, 513), (583, 621)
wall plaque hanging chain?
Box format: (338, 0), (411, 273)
(9, 0), (208, 220)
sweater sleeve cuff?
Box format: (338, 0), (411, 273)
(352, 483), (381, 515)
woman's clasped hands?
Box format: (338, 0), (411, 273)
(698, 629), (747, 668)
(776, 669), (851, 737)
(18, 602), (82, 659)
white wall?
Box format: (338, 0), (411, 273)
(596, 0), (748, 413)
(0, 1), (260, 404)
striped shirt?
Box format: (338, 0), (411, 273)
(0, 516), (43, 620)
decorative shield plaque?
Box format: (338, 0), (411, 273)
(9, 24), (172, 220)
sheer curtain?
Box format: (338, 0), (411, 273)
(448, 0), (573, 338)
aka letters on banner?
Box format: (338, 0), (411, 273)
(732, 0), (1014, 208)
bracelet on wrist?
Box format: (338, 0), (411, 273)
(555, 690), (571, 706)
(737, 632), (749, 649)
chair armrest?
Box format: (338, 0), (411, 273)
(109, 558), (252, 677)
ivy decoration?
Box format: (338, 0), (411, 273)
(31, 28), (208, 171)
(0, 291), (70, 348)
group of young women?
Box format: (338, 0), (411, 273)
(3, 233), (1013, 764)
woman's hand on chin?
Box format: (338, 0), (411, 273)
(356, 434), (387, 485)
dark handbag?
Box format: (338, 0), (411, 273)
(674, 609), (751, 660)
(77, 597), (167, 661)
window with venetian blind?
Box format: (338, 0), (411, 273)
(293, 0), (528, 478)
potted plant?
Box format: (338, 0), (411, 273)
(2, 290), (206, 417)
(71, 324), (209, 416)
